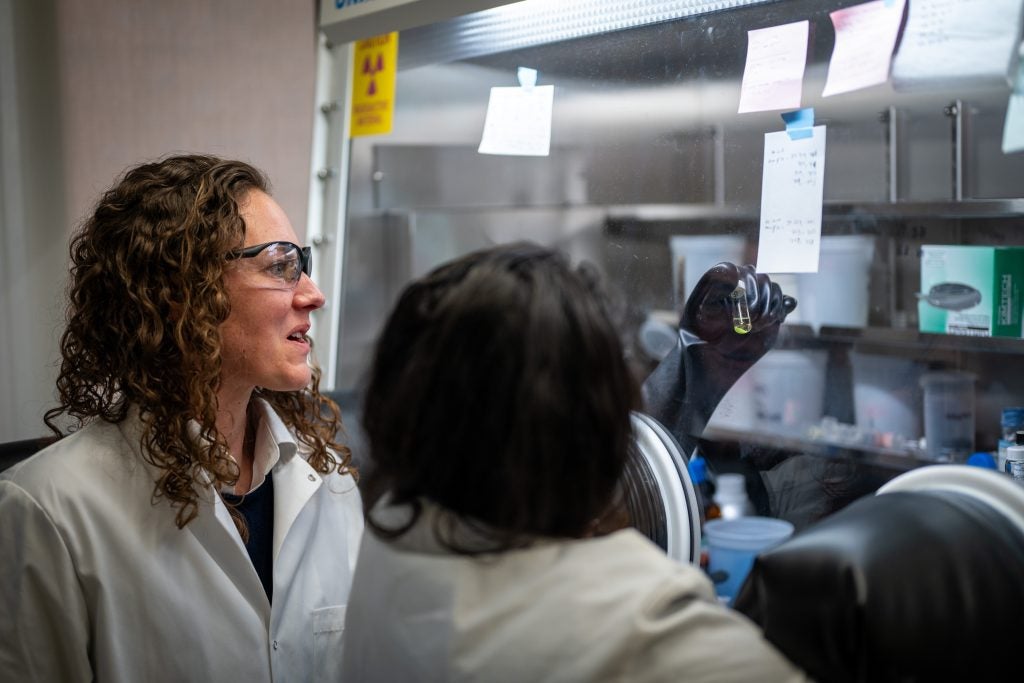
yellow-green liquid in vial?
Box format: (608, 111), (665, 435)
(731, 284), (752, 334)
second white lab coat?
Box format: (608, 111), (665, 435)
(342, 500), (811, 682)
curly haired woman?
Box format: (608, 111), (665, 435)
(0, 154), (362, 682)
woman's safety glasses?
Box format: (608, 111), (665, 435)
(226, 241), (312, 287)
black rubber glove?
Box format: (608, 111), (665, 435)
(641, 262), (796, 457)
(733, 489), (1024, 682)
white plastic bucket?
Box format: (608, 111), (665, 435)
(793, 235), (875, 331)
(704, 516), (795, 604)
(850, 351), (925, 439)
(669, 235), (746, 309)
(751, 349), (828, 432)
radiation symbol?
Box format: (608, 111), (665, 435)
(363, 53), (385, 96)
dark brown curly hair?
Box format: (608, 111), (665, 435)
(361, 242), (641, 552)
(44, 153), (353, 530)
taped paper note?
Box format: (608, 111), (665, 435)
(823, 0), (907, 97)
(756, 127), (827, 274)
(738, 21), (809, 114)
(478, 84), (554, 156)
(891, 0), (1024, 91)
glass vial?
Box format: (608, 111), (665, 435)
(730, 282), (752, 335)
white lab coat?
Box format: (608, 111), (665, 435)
(0, 400), (363, 682)
(342, 500), (811, 683)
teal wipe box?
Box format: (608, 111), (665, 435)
(919, 245), (1024, 338)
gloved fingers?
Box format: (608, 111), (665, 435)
(696, 262), (743, 301)
(766, 280), (784, 322)
(752, 268), (772, 319)
(736, 265), (772, 322)
(736, 264), (758, 299)
(740, 265), (797, 325)
(763, 279), (798, 323)
(683, 262), (741, 339)
(684, 261), (797, 342)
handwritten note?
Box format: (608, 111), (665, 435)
(756, 127), (827, 274)
(738, 21), (809, 114)
(823, 0), (907, 97)
(478, 85), (554, 156)
(891, 0), (1024, 90)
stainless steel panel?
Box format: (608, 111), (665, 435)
(966, 101), (1024, 200)
(373, 145), (585, 209)
(336, 213), (411, 390)
(894, 105), (956, 202)
(407, 207), (606, 276)
(583, 130), (717, 205)
(335, 206), (607, 390)
(821, 117), (888, 203)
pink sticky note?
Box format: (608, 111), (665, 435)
(823, 0), (907, 97)
(738, 21), (810, 114)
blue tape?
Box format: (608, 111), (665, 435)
(782, 107), (815, 140)
(517, 67), (538, 89)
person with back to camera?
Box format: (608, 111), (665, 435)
(341, 241), (809, 681)
(0, 154), (362, 681)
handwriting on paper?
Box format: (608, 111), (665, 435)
(891, 0), (1024, 90)
(757, 127), (827, 273)
(478, 85), (554, 157)
(738, 21), (809, 114)
(823, 0), (907, 97)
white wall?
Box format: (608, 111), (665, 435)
(0, 0), (318, 440)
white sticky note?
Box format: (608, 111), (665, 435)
(738, 21), (809, 114)
(822, 0), (907, 97)
(478, 84), (554, 157)
(756, 127), (827, 274)
(892, 0), (1024, 91)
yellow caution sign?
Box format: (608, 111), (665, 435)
(350, 32), (398, 137)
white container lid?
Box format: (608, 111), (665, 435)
(703, 516), (795, 551)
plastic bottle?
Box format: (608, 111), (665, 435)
(687, 455), (721, 523)
(998, 407), (1024, 473)
(1005, 430), (1024, 487)
(713, 473), (753, 520)
(688, 455), (720, 574)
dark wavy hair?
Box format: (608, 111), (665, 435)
(44, 153), (352, 530)
(360, 242), (641, 552)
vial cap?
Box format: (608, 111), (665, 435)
(1016, 430), (1024, 446)
(687, 455), (708, 484)
(966, 452), (997, 469)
